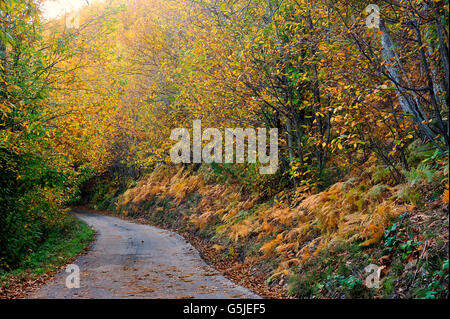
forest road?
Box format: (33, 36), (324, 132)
(28, 208), (260, 299)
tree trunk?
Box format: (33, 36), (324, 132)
(379, 20), (444, 152)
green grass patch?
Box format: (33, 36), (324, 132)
(0, 214), (94, 291)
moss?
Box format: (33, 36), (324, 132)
(383, 276), (395, 295)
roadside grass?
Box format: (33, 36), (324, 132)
(0, 214), (94, 297)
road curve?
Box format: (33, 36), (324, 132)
(29, 209), (259, 299)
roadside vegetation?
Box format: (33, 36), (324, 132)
(0, 214), (94, 298)
(87, 147), (448, 298)
(0, 1), (95, 289)
(1, 0), (448, 299)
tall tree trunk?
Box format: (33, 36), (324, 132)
(434, 8), (449, 92)
(286, 117), (294, 165)
(380, 20), (445, 153)
(412, 17), (449, 148)
(0, 38), (6, 100)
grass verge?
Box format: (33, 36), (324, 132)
(0, 213), (95, 298)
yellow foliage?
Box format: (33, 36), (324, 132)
(168, 172), (204, 204)
(443, 184), (449, 204)
(260, 234), (284, 256)
(212, 244), (226, 252)
(190, 211), (216, 230)
(229, 220), (255, 242)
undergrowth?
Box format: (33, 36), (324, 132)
(0, 214), (94, 295)
(87, 142), (449, 299)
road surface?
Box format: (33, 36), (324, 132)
(29, 209), (259, 299)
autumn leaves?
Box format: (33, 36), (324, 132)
(170, 120), (279, 174)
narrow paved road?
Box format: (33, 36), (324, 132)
(29, 209), (259, 299)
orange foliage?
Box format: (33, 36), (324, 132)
(118, 166), (409, 275)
